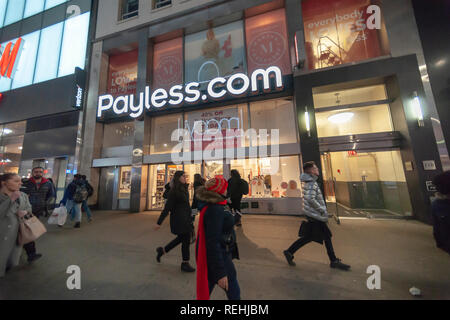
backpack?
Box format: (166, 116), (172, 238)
(73, 184), (89, 203)
(239, 179), (249, 195)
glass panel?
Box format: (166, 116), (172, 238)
(118, 166), (132, 199)
(102, 121), (135, 148)
(152, 37), (183, 90)
(302, 0), (390, 70)
(150, 114), (183, 154)
(316, 104), (393, 137)
(184, 104), (248, 153)
(148, 164), (166, 209)
(11, 30), (40, 89)
(121, 0), (139, 20)
(107, 49), (138, 96)
(249, 98), (297, 145)
(324, 150), (412, 217)
(0, 0), (8, 28)
(0, 121), (26, 174)
(245, 8), (291, 75)
(4, 0), (25, 26)
(34, 22), (64, 83)
(313, 84), (387, 109)
(45, 0), (68, 10)
(58, 12), (90, 77)
(204, 161), (223, 180)
(184, 163), (202, 203)
(231, 156), (301, 198)
(24, 0), (45, 18)
(185, 20), (246, 88)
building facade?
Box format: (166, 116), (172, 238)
(81, 0), (448, 223)
(0, 0), (95, 202)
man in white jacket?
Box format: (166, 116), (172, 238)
(283, 161), (350, 270)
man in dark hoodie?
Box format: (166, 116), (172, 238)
(431, 171), (450, 255)
(22, 167), (56, 262)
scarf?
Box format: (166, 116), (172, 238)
(196, 200), (227, 300)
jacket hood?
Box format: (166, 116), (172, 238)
(300, 173), (318, 182)
(195, 186), (226, 204)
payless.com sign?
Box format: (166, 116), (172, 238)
(0, 38), (24, 80)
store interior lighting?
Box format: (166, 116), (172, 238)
(412, 91), (424, 127)
(305, 106), (311, 137)
(3, 128), (12, 134)
(328, 112), (354, 124)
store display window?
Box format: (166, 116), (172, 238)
(102, 121), (135, 149)
(150, 114), (183, 154)
(107, 49), (138, 96)
(0, 121), (26, 174)
(231, 156), (301, 198)
(249, 98), (297, 145)
(245, 8), (291, 75)
(118, 166), (132, 199)
(152, 37), (183, 90)
(302, 0), (390, 70)
(148, 164), (183, 209)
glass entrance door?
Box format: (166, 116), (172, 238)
(320, 150), (413, 218)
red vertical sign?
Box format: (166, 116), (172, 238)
(107, 49), (138, 96)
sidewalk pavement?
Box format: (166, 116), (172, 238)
(1, 211), (449, 300)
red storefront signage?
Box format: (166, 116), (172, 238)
(0, 38), (24, 79)
(245, 9), (291, 75)
(302, 0), (383, 70)
(107, 49), (138, 96)
(153, 38), (183, 90)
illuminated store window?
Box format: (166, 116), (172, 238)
(150, 114), (183, 154)
(11, 30), (40, 89)
(231, 156), (301, 199)
(58, 12), (90, 77)
(148, 164), (183, 209)
(107, 49), (138, 96)
(118, 166), (132, 199)
(34, 22), (64, 83)
(0, 121), (26, 174)
(249, 98), (297, 145)
(302, 0), (390, 70)
(185, 21), (246, 87)
(102, 122), (135, 149)
(24, 0), (45, 19)
(3, 0), (25, 26)
(313, 84), (394, 137)
(120, 0), (138, 20)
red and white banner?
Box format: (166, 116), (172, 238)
(107, 49), (138, 96)
(152, 37), (183, 90)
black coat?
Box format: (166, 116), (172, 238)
(157, 185), (192, 235)
(432, 198), (450, 254)
(191, 181), (204, 210)
(227, 177), (243, 200)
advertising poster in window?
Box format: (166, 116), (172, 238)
(184, 21), (246, 87)
(107, 49), (138, 96)
(302, 0), (383, 70)
(184, 107), (243, 152)
(245, 9), (291, 75)
(152, 37), (183, 90)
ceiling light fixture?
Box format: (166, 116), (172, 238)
(328, 112), (354, 124)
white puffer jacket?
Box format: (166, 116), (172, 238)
(301, 173), (328, 222)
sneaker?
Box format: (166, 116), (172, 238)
(330, 259), (351, 271)
(181, 262), (196, 273)
(156, 247), (164, 263)
(28, 253), (42, 263)
(283, 250), (296, 267)
(74, 222), (81, 228)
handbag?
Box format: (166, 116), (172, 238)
(18, 213), (47, 245)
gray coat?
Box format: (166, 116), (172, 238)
(0, 192), (32, 277)
(301, 173), (329, 222)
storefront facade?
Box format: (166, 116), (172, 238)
(0, 0), (94, 202)
(81, 0), (446, 223)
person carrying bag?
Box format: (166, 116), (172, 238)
(18, 212), (47, 246)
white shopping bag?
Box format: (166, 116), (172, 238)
(48, 206), (68, 226)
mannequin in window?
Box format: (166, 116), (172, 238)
(286, 180), (302, 198)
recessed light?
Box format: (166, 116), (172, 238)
(328, 112), (354, 124)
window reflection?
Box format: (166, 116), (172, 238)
(0, 121), (26, 174)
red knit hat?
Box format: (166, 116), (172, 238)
(205, 176), (228, 196)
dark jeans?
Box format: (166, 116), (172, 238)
(165, 233), (191, 261)
(287, 234), (337, 262)
(23, 241), (36, 258)
(230, 197), (242, 224)
(209, 251), (241, 300)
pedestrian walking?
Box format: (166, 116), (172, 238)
(283, 161), (350, 271)
(227, 170), (249, 227)
(81, 175), (94, 222)
(191, 173), (205, 212)
(431, 171), (450, 255)
(0, 173), (33, 277)
(22, 167), (55, 262)
(60, 174), (87, 228)
(154, 171), (196, 272)
(196, 176), (240, 300)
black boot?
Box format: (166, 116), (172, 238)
(28, 253), (42, 263)
(283, 250), (296, 266)
(330, 259), (351, 271)
(156, 247), (164, 263)
(74, 222), (81, 228)
(181, 262), (195, 272)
